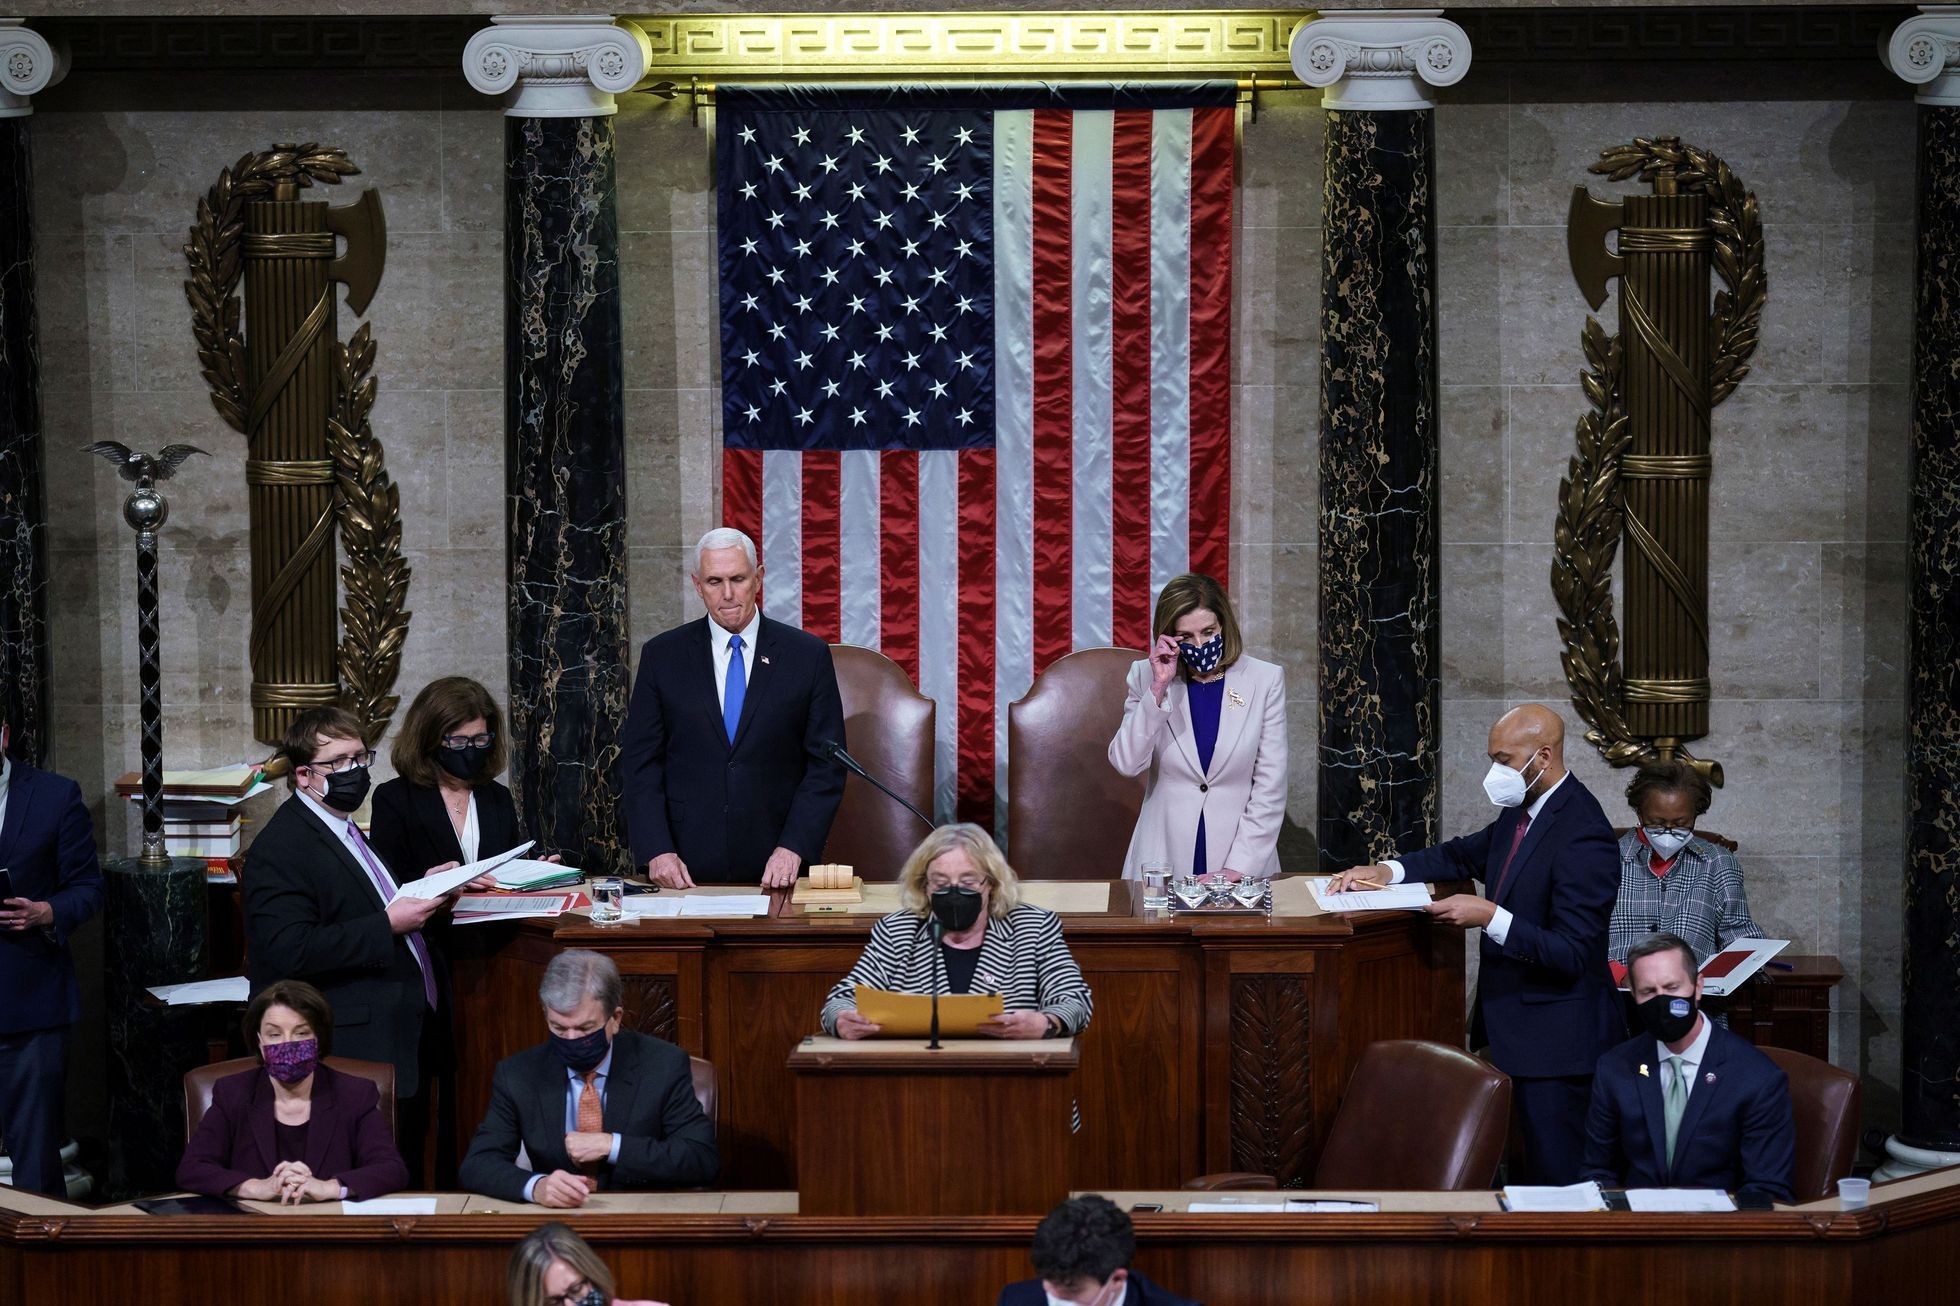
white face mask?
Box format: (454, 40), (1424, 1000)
(1643, 826), (1693, 860)
(1046, 1279), (1121, 1306)
(1482, 753), (1544, 808)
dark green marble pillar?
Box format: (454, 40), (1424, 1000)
(1316, 108), (1441, 872)
(505, 114), (630, 876)
(1895, 101), (1960, 1170)
(0, 115), (50, 765)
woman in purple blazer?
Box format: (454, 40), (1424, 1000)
(177, 979), (408, 1204)
(1109, 573), (1288, 880)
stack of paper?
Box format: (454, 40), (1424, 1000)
(396, 841), (534, 900)
(1501, 1181), (1607, 1212)
(1308, 877), (1431, 912)
(451, 892), (586, 924)
(1624, 1189), (1736, 1212)
(492, 858), (582, 891)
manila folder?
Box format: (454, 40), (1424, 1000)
(855, 985), (1004, 1037)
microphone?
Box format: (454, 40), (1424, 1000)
(822, 739), (935, 833)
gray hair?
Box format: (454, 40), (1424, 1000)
(694, 526), (758, 575)
(539, 949), (623, 1016)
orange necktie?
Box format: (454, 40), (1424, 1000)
(576, 1071), (604, 1174)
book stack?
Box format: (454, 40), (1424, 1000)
(116, 764), (273, 884)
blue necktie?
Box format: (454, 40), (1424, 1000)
(724, 634), (746, 744)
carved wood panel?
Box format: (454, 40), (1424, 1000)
(1228, 975), (1313, 1187)
(620, 974), (679, 1045)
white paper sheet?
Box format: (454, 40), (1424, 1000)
(340, 1197), (439, 1215)
(1624, 1188), (1737, 1212)
(1309, 877), (1431, 912)
(396, 841), (535, 900)
(146, 976), (251, 1005)
(493, 858), (580, 889)
(452, 893), (571, 916)
(1696, 938), (1792, 997)
(1501, 1182), (1607, 1212)
(623, 898), (683, 918)
(677, 894), (772, 917)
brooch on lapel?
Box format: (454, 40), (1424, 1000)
(760, 654), (771, 665)
(1705, 1072), (1717, 1084)
(1638, 1064), (1649, 1078)
(1227, 689), (1247, 709)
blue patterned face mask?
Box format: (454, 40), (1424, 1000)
(1178, 631), (1225, 675)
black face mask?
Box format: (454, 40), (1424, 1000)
(550, 1026), (611, 1074)
(316, 765), (371, 812)
(929, 886), (983, 933)
(1635, 991), (1699, 1043)
(434, 745), (488, 782)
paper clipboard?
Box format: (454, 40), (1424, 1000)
(854, 984), (1004, 1036)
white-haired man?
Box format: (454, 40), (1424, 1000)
(620, 527), (845, 886)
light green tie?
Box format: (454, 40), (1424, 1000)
(1664, 1054), (1690, 1171)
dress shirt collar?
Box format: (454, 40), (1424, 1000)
(709, 608), (761, 660)
(1656, 1007), (1714, 1071)
(1526, 770), (1569, 822)
(295, 786), (361, 840)
(0, 753), (11, 809)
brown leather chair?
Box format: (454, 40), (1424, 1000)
(1315, 1040), (1512, 1190)
(825, 645), (936, 880)
(1759, 1045), (1861, 1200)
(689, 1055), (718, 1124)
(183, 1055), (397, 1141)
(1006, 647), (1146, 879)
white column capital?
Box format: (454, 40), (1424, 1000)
(463, 15), (651, 118)
(0, 19), (69, 119)
(1291, 8), (1470, 111)
(1885, 6), (1960, 105)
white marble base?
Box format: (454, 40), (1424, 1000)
(1873, 1134), (1960, 1181)
(0, 1138), (94, 1200)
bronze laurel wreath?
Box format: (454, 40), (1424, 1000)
(183, 145), (412, 742)
(1550, 138), (1765, 774)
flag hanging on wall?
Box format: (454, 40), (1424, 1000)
(716, 84), (1235, 831)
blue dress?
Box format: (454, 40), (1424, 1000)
(1187, 677), (1226, 875)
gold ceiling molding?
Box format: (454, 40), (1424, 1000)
(624, 11), (1313, 87)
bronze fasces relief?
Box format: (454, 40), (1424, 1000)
(1555, 138), (1767, 786)
(182, 144), (410, 745)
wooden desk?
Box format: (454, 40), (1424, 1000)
(448, 879), (1466, 1191)
(1723, 954), (1844, 1061)
(7, 1168), (1959, 1304)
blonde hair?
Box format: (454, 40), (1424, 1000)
(1151, 573), (1243, 676)
(896, 823), (1023, 920)
(506, 1223), (616, 1306)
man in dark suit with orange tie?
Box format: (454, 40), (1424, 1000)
(621, 527), (845, 888)
(1330, 703), (1624, 1184)
(0, 709), (104, 1195)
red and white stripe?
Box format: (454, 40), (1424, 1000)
(723, 104), (1234, 834)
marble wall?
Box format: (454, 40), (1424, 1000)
(28, 54), (1914, 1128)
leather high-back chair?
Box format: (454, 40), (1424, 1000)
(183, 1056), (397, 1141)
(1759, 1046), (1861, 1200)
(1006, 647), (1146, 880)
(1313, 1040), (1512, 1190)
(826, 645), (936, 880)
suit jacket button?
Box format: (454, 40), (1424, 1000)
(1199, 783), (1209, 793)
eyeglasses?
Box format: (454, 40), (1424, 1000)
(926, 876), (986, 892)
(304, 750), (374, 774)
(440, 732), (496, 750)
(543, 1280), (595, 1306)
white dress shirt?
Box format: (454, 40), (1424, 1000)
(709, 610), (761, 711)
(456, 791), (480, 866)
(1656, 1010), (1713, 1103)
(1386, 772), (1570, 947)
(0, 754), (11, 844)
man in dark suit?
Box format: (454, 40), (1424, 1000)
(243, 706), (475, 1186)
(0, 712), (104, 1196)
(459, 950), (717, 1205)
(1000, 1195), (1199, 1306)
(1331, 703), (1624, 1184)
(621, 527), (845, 888)
(1584, 931), (1795, 1203)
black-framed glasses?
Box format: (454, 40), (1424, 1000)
(543, 1279), (596, 1306)
(440, 732), (496, 750)
(304, 750), (374, 774)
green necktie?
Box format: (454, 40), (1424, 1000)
(1664, 1054), (1689, 1171)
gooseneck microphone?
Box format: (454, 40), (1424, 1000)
(821, 739), (936, 833)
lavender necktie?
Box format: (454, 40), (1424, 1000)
(347, 820), (439, 1011)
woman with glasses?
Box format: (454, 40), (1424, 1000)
(819, 823), (1093, 1041)
(368, 676), (537, 881)
(506, 1222), (669, 1306)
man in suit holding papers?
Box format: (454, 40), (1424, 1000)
(1583, 932), (1794, 1203)
(1329, 704), (1623, 1184)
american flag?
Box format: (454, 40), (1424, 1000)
(717, 85), (1236, 830)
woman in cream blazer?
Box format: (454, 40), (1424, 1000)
(1108, 573), (1288, 880)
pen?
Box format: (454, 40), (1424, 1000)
(1766, 960), (1793, 970)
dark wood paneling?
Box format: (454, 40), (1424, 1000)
(1227, 974), (1314, 1184)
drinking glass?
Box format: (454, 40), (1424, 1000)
(591, 878), (625, 925)
(1141, 861), (1172, 909)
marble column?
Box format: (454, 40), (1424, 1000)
(1881, 7), (1960, 1179)
(1294, 12), (1470, 872)
(465, 17), (648, 875)
(0, 20), (63, 770)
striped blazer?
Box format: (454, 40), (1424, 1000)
(820, 905), (1094, 1036)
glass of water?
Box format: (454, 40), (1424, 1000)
(590, 878), (625, 926)
(1141, 861), (1172, 909)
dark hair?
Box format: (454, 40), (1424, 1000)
(1029, 1195), (1135, 1288)
(1151, 573), (1243, 676)
(267, 706), (369, 791)
(390, 677), (507, 790)
(1626, 931), (1698, 983)
(243, 979), (335, 1058)
(1624, 759), (1712, 818)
